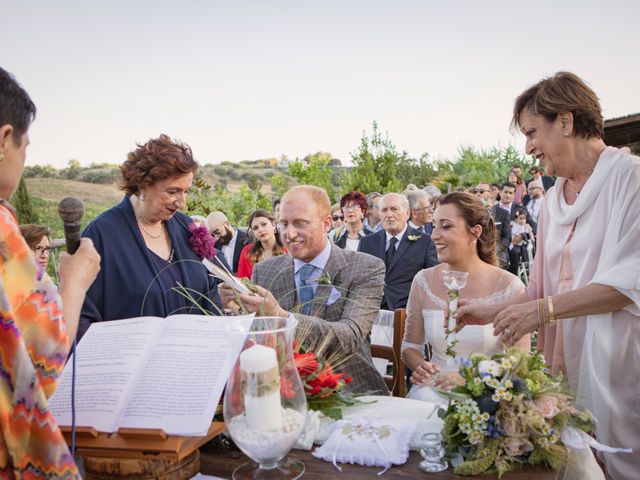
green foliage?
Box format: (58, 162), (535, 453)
(270, 172), (290, 199)
(246, 173), (263, 192)
(61, 159), (82, 179)
(185, 177), (271, 226)
(11, 177), (39, 224)
(288, 152), (337, 200)
(342, 121), (402, 194)
(395, 152), (439, 188)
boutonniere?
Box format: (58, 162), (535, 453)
(407, 234), (422, 241)
(318, 271), (333, 286)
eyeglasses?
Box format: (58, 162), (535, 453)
(342, 204), (360, 211)
(413, 207), (434, 213)
(34, 246), (51, 256)
(528, 187), (541, 191)
(332, 215), (344, 221)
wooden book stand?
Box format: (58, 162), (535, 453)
(60, 421), (226, 461)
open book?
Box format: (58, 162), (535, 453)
(49, 314), (253, 436)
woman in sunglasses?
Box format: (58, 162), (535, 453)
(333, 191), (373, 251)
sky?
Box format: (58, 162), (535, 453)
(4, 0), (639, 168)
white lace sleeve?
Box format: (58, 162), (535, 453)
(401, 271), (430, 358)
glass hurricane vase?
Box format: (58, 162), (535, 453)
(224, 316), (307, 480)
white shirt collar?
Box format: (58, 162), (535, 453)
(385, 224), (408, 248)
(293, 240), (332, 275)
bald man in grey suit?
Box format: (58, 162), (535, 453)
(219, 185), (388, 395)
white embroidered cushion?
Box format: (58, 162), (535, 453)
(312, 418), (416, 472)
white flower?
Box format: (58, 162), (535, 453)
(505, 379), (513, 389)
(478, 360), (501, 376)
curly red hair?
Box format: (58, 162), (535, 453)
(119, 134), (198, 196)
(339, 191), (368, 216)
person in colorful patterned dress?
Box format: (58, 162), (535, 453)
(0, 67), (100, 478)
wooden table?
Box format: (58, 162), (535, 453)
(199, 448), (556, 479)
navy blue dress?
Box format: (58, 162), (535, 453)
(78, 196), (222, 339)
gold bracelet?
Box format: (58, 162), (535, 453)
(538, 298), (547, 329)
(547, 296), (556, 326)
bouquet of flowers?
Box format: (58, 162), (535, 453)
(290, 343), (363, 420)
(436, 348), (595, 477)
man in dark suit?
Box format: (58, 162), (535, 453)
(206, 211), (250, 274)
(476, 181), (511, 269)
(218, 186), (388, 395)
(359, 193), (438, 310)
(405, 189), (434, 236)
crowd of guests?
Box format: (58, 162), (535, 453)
(2, 66), (639, 479)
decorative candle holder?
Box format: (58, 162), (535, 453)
(224, 316), (306, 480)
(418, 432), (448, 473)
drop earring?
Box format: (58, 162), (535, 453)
(139, 193), (145, 201)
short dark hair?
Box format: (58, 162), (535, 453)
(502, 182), (516, 191)
(0, 67), (36, 144)
(512, 71), (604, 140)
(19, 224), (50, 250)
(529, 166), (541, 174)
(119, 134), (198, 196)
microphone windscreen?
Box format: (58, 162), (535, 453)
(58, 197), (84, 254)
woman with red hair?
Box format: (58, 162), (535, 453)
(79, 135), (221, 339)
(333, 191), (372, 251)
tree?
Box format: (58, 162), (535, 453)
(61, 159), (81, 179)
(288, 152), (337, 200)
(12, 177), (39, 224)
(246, 173), (263, 192)
(269, 172), (290, 199)
(342, 122), (403, 194)
(395, 152), (439, 188)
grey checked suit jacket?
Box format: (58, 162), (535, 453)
(252, 246), (389, 395)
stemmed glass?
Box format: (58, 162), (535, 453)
(224, 316), (307, 480)
(442, 270), (469, 332)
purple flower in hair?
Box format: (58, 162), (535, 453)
(188, 222), (216, 259)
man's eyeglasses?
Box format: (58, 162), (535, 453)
(332, 215), (344, 221)
(412, 207), (434, 213)
(34, 246), (51, 256)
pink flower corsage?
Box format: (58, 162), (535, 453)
(188, 222), (216, 259)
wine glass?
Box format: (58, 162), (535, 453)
(224, 316), (307, 480)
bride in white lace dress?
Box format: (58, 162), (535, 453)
(401, 192), (529, 403)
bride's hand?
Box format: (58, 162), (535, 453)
(493, 301), (539, 346)
(431, 372), (465, 391)
(410, 361), (441, 385)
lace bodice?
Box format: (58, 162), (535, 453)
(402, 267), (525, 371)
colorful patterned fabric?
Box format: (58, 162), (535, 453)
(0, 202), (79, 479)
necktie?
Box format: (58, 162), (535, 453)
(298, 264), (316, 315)
(385, 237), (398, 269)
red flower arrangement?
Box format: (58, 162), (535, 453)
(289, 343), (358, 420)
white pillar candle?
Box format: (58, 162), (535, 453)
(239, 344), (283, 431)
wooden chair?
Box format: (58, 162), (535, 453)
(371, 308), (407, 397)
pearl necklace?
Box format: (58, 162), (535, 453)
(138, 218), (164, 239)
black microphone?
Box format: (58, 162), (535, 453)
(58, 197), (84, 254)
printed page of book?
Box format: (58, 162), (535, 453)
(117, 314), (253, 436)
(49, 317), (164, 433)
